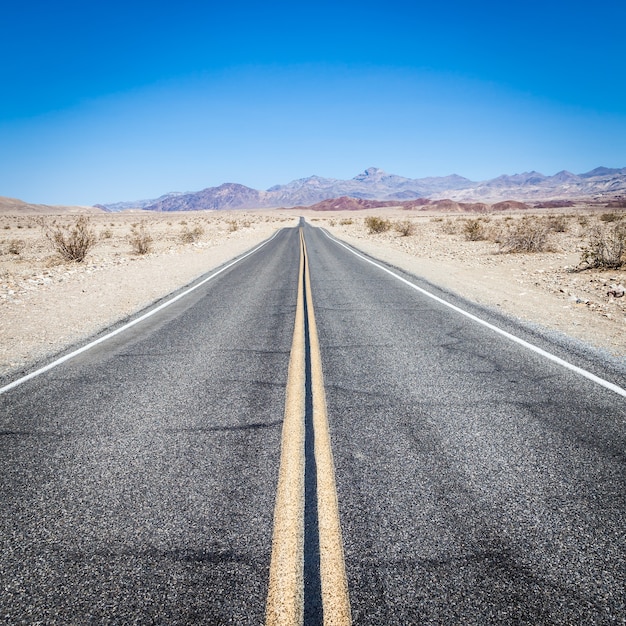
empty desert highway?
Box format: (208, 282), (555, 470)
(1, 220), (625, 625)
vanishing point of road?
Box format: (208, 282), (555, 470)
(1, 220), (625, 624)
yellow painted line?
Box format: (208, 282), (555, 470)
(303, 233), (352, 625)
(266, 229), (351, 625)
(266, 232), (306, 626)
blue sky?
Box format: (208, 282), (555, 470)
(1, 0), (625, 205)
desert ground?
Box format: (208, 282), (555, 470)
(0, 207), (624, 379)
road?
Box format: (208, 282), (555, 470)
(1, 220), (625, 624)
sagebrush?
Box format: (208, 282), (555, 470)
(463, 219), (487, 241)
(180, 225), (204, 244)
(547, 215), (569, 233)
(499, 218), (550, 253)
(395, 220), (415, 237)
(441, 218), (462, 235)
(129, 223), (152, 255)
(8, 239), (25, 255)
(365, 216), (391, 234)
(579, 223), (626, 269)
(46, 216), (97, 262)
(599, 212), (624, 223)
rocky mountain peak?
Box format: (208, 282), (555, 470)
(353, 167), (387, 182)
(552, 170), (580, 182)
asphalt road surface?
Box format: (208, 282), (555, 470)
(1, 220), (625, 625)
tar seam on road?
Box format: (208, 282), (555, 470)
(321, 228), (626, 398)
(0, 232), (280, 396)
(266, 229), (351, 626)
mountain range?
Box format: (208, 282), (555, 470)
(97, 166), (626, 212)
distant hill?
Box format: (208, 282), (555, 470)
(579, 167), (626, 179)
(0, 196), (103, 215)
(93, 191), (186, 212)
(89, 165), (626, 212)
(294, 197), (527, 213)
(140, 184), (264, 212)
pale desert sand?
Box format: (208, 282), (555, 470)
(1, 208), (625, 380)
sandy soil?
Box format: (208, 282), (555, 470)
(1, 208), (625, 379)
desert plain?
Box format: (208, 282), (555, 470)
(0, 206), (625, 380)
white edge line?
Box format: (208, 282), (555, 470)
(320, 228), (626, 398)
(0, 231), (280, 396)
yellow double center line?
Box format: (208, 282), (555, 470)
(266, 229), (351, 625)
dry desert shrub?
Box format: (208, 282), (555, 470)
(129, 222), (153, 255)
(228, 220), (239, 232)
(441, 218), (462, 235)
(463, 218), (488, 241)
(180, 225), (204, 244)
(394, 220), (415, 237)
(339, 218), (354, 226)
(365, 216), (391, 234)
(7, 239), (25, 255)
(546, 215), (569, 233)
(579, 223), (626, 270)
(499, 217), (551, 253)
(46, 216), (97, 262)
(599, 212), (624, 223)
(577, 215), (590, 228)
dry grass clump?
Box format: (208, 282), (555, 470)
(498, 217), (551, 253)
(394, 220), (415, 237)
(579, 223), (626, 269)
(45, 216), (97, 263)
(129, 222), (153, 255)
(365, 216), (391, 234)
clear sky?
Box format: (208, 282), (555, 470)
(1, 0), (625, 205)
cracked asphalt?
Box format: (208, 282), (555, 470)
(1, 221), (625, 624)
